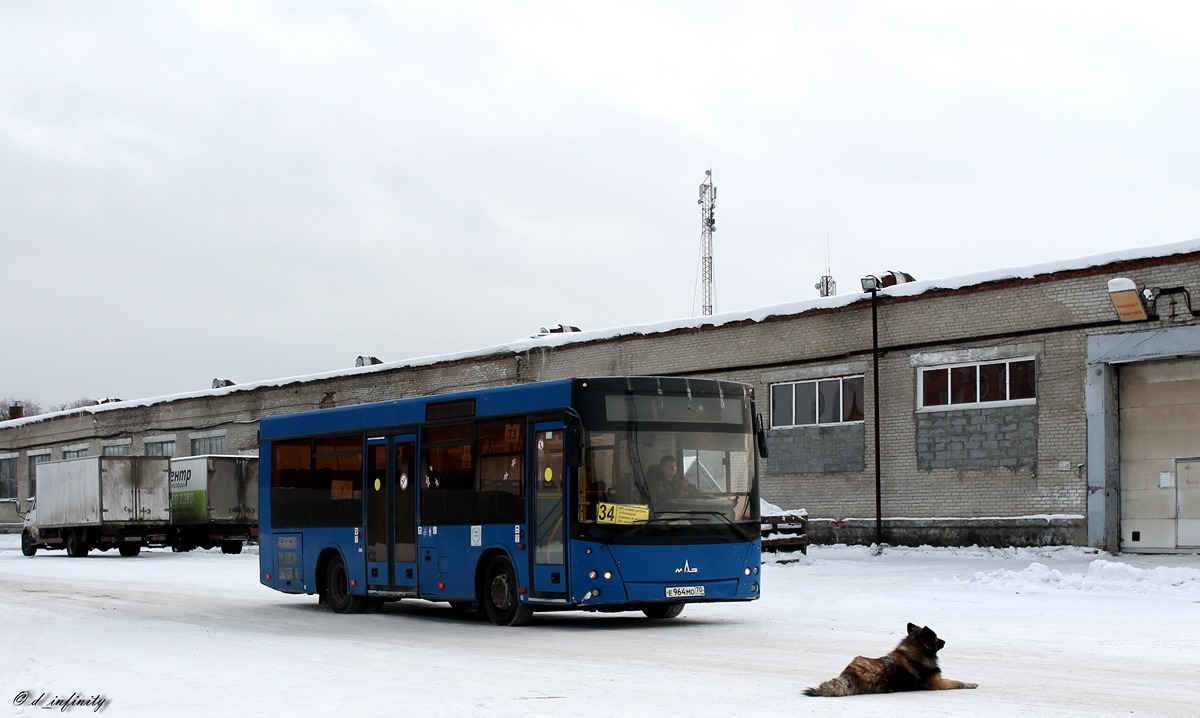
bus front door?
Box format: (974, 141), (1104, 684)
(530, 424), (567, 599)
(366, 436), (418, 595)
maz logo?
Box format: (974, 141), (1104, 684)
(675, 560), (699, 574)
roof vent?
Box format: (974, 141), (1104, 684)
(877, 270), (915, 287)
(213, 378), (236, 389)
(537, 324), (581, 336)
(355, 355), (383, 367)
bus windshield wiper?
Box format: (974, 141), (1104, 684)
(612, 515), (691, 540)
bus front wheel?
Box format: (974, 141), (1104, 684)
(324, 554), (366, 614)
(483, 556), (533, 627)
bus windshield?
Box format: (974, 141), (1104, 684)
(574, 387), (759, 544)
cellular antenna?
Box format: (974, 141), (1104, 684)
(698, 170), (717, 315)
(815, 231), (837, 297)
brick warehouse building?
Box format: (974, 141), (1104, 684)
(3, 239), (1199, 551)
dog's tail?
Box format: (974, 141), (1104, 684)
(803, 676), (855, 697)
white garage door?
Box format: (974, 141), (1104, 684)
(1118, 358), (1200, 551)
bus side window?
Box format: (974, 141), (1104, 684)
(421, 423), (475, 525)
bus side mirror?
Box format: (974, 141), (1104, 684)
(565, 408), (584, 467)
(754, 412), (769, 459)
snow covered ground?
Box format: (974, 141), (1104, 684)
(3, 534), (1199, 717)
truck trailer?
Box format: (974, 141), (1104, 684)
(22, 456), (171, 557)
(169, 454), (258, 554)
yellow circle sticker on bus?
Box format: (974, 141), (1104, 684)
(544, 467), (554, 482)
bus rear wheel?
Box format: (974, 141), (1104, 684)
(643, 603), (685, 619)
(324, 554), (366, 614)
(483, 555), (533, 627)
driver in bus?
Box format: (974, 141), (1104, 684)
(648, 455), (701, 499)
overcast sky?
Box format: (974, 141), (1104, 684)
(3, 1), (1200, 408)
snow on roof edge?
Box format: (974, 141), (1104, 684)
(5, 237), (1199, 430)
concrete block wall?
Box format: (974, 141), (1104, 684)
(767, 424), (866, 475)
(916, 405), (1038, 470)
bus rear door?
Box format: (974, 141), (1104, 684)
(366, 435), (418, 595)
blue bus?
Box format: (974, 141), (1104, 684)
(258, 376), (767, 625)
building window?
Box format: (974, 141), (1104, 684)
(103, 444), (131, 456)
(63, 447), (89, 459)
(27, 454), (50, 497)
(0, 456), (16, 499)
(918, 358), (1036, 409)
(192, 435), (227, 455)
(145, 441), (176, 457)
(770, 376), (865, 428)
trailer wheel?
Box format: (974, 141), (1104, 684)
(642, 603), (685, 619)
(65, 530), (89, 558)
(220, 540), (243, 555)
(21, 531), (37, 557)
(119, 543), (141, 557)
(482, 555), (533, 627)
(323, 554), (366, 614)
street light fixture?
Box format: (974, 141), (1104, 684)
(861, 275), (883, 545)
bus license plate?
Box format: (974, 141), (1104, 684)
(666, 585), (704, 598)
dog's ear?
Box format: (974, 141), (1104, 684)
(918, 625), (939, 649)
(907, 622), (920, 635)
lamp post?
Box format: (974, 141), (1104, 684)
(860, 275), (883, 545)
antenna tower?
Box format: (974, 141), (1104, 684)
(698, 170), (716, 315)
(815, 232), (837, 297)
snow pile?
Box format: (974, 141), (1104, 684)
(761, 550), (816, 566)
(880, 544), (1104, 560)
(759, 499), (807, 518)
(968, 558), (1200, 595)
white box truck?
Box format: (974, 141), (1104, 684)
(22, 456), (171, 557)
(169, 454), (258, 554)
